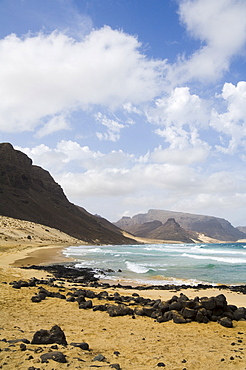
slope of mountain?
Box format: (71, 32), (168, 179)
(0, 143), (136, 245)
(147, 218), (195, 243)
(115, 209), (246, 242)
(237, 226), (246, 234)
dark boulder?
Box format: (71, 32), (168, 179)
(110, 364), (121, 370)
(107, 304), (133, 317)
(142, 306), (156, 317)
(93, 304), (108, 311)
(40, 351), (67, 363)
(31, 293), (46, 302)
(169, 301), (182, 311)
(79, 300), (93, 309)
(70, 342), (89, 350)
(214, 294), (227, 309)
(195, 310), (204, 323)
(93, 354), (105, 362)
(85, 290), (97, 299)
(171, 310), (187, 324)
(182, 307), (197, 320)
(31, 325), (67, 346)
(233, 308), (246, 321)
(200, 297), (216, 310)
(219, 317), (233, 328)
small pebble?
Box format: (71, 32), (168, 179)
(157, 362), (165, 367)
(20, 343), (26, 351)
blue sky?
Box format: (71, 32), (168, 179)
(0, 0), (246, 226)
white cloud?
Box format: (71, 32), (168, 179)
(210, 81), (246, 153)
(95, 112), (125, 142)
(16, 140), (246, 225)
(36, 114), (71, 138)
(0, 27), (166, 134)
(147, 87), (208, 127)
(150, 144), (209, 165)
(171, 0), (246, 83)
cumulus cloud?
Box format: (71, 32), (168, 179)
(147, 87), (208, 127)
(0, 27), (166, 134)
(170, 0), (246, 83)
(210, 81), (246, 153)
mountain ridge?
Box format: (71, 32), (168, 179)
(114, 209), (246, 242)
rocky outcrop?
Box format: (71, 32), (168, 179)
(0, 143), (136, 245)
(115, 209), (246, 242)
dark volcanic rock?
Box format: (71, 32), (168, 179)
(110, 364), (121, 370)
(93, 354), (106, 362)
(70, 342), (89, 350)
(31, 325), (67, 346)
(219, 317), (233, 328)
(23, 264), (99, 283)
(40, 351), (67, 363)
(107, 304), (134, 317)
(171, 310), (187, 324)
(0, 142), (137, 245)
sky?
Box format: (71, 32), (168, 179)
(0, 0), (246, 227)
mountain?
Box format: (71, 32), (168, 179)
(0, 143), (136, 245)
(115, 209), (246, 242)
(237, 226), (246, 234)
(146, 218), (195, 243)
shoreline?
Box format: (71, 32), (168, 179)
(1, 242), (246, 369)
(5, 243), (246, 307)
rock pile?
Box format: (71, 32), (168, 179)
(27, 281), (246, 328)
(9, 277), (246, 328)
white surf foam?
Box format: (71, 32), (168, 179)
(182, 253), (246, 264)
(125, 261), (150, 274)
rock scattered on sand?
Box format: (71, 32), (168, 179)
(31, 325), (67, 346)
(93, 354), (106, 362)
(70, 342), (90, 350)
(40, 351), (67, 363)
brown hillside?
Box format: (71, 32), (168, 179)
(0, 143), (136, 245)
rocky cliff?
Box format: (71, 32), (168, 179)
(0, 143), (136, 245)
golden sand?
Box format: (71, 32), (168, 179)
(0, 216), (246, 369)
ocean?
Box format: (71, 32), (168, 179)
(63, 242), (246, 286)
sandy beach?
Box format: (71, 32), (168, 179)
(0, 217), (246, 369)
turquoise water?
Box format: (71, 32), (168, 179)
(63, 243), (246, 286)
